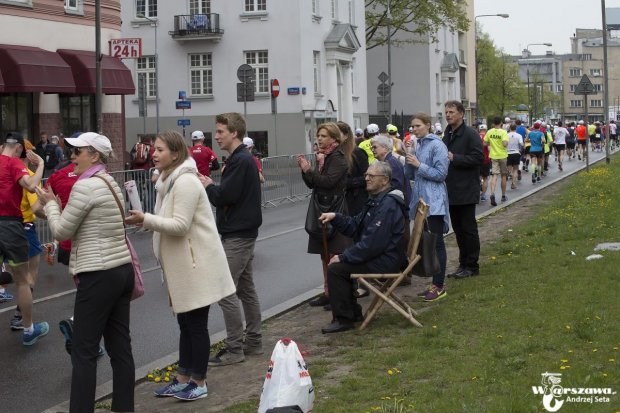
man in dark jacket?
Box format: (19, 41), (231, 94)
(202, 112), (263, 365)
(443, 100), (484, 278)
(318, 161), (407, 333)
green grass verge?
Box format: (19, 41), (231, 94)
(311, 162), (620, 412)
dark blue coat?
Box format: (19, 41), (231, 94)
(332, 189), (407, 273)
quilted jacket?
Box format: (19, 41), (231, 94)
(44, 171), (131, 275)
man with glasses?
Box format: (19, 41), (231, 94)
(443, 101), (484, 279)
(317, 161), (407, 333)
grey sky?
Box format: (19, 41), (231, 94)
(474, 0), (620, 56)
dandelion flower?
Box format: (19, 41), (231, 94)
(167, 366), (173, 371)
(609, 359), (615, 362)
(432, 325), (437, 329)
(593, 348), (598, 352)
(568, 350), (573, 353)
(154, 377), (161, 383)
(387, 370), (394, 376)
(603, 373), (608, 377)
(565, 325), (571, 330)
(561, 359), (568, 363)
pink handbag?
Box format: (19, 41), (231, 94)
(94, 175), (145, 300)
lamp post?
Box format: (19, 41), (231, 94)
(474, 13), (509, 122)
(137, 14), (160, 134)
(387, 0), (392, 124)
(525, 43), (552, 123)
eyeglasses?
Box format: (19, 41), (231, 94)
(364, 173), (387, 179)
(72, 147), (83, 156)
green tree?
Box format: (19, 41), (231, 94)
(476, 30), (527, 118)
(365, 0), (470, 50)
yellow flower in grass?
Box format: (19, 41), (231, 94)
(154, 377), (161, 383)
(609, 359), (616, 362)
(167, 366), (173, 371)
(593, 348), (598, 352)
(568, 349), (573, 353)
(387, 370), (394, 376)
(565, 325), (571, 330)
(561, 359), (568, 363)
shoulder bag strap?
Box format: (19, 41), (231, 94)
(93, 174), (126, 229)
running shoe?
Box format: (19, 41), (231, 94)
(501, 195), (507, 203)
(537, 176), (541, 182)
(44, 242), (58, 266)
(490, 194), (497, 207)
(59, 318), (73, 355)
(424, 285), (447, 302)
(0, 290), (14, 303)
(10, 314), (23, 331)
(23, 321), (49, 346)
(417, 285), (432, 297)
(154, 378), (189, 397)
(174, 381), (208, 401)
(480, 194), (487, 202)
(532, 174), (536, 184)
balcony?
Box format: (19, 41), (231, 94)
(169, 14), (223, 41)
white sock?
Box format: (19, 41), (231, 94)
(24, 324), (34, 334)
(0, 288), (5, 293)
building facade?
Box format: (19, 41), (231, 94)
(0, 0), (134, 170)
(121, 0), (368, 156)
(366, 0), (475, 131)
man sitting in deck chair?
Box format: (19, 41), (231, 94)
(318, 161), (407, 334)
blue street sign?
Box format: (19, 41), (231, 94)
(177, 119), (191, 127)
(287, 87), (300, 95)
(176, 100), (192, 110)
(178, 90), (187, 100)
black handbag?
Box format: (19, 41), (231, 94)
(412, 219), (440, 277)
(304, 192), (346, 240)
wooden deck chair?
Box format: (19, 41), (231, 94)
(351, 199), (429, 330)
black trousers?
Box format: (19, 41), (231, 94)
(70, 263), (135, 413)
(177, 305), (211, 381)
(327, 262), (369, 323)
(448, 204), (480, 271)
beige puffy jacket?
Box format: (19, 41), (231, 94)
(44, 171), (131, 275)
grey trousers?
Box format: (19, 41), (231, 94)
(219, 237), (262, 353)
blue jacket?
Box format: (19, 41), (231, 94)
(332, 189), (407, 273)
(405, 134), (450, 231)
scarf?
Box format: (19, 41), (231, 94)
(152, 159), (198, 261)
(77, 163), (106, 180)
(316, 142), (339, 172)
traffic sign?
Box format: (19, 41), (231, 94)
(109, 38), (142, 58)
(574, 74), (596, 95)
(237, 82), (255, 102)
(176, 100), (192, 110)
(271, 79), (280, 98)
(378, 72), (389, 83)
(178, 90), (187, 100)
(237, 64), (256, 82)
(377, 97), (389, 115)
(177, 119), (191, 127)
(377, 84), (390, 97)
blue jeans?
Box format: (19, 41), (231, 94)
(426, 215), (447, 288)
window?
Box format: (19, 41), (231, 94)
(556, 84), (563, 92)
(244, 50), (269, 93)
(580, 54), (592, 61)
(312, 0), (319, 15)
(591, 99), (603, 107)
(190, 53), (213, 96)
(136, 0), (157, 18)
(569, 68), (582, 77)
(594, 84), (603, 92)
(570, 84), (576, 92)
(570, 100), (583, 108)
(136, 56), (157, 97)
(348, 0), (355, 24)
(244, 0), (266, 12)
(590, 68), (602, 77)
(313, 51), (321, 94)
(60, 96), (94, 135)
(331, 0), (338, 19)
(65, 0), (77, 10)
(190, 0), (210, 15)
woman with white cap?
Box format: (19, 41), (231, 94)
(36, 132), (135, 413)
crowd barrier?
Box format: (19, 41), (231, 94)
(35, 154), (316, 244)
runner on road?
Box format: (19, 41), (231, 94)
(506, 124), (524, 189)
(528, 123), (545, 183)
(483, 117), (509, 206)
(576, 120), (587, 160)
(553, 121), (569, 171)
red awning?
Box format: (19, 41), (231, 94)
(0, 44), (76, 93)
(58, 49), (135, 95)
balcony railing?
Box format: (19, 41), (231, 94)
(169, 13), (223, 40)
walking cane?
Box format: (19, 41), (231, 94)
(321, 222), (335, 317)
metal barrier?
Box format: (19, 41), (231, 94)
(35, 154), (317, 244)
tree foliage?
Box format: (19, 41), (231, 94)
(365, 0), (470, 50)
(476, 30), (527, 118)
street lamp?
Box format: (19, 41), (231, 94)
(474, 13), (509, 122)
(137, 13), (160, 134)
(525, 43), (552, 123)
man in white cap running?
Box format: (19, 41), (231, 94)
(242, 137), (265, 183)
(189, 130), (219, 177)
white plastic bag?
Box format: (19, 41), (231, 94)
(258, 339), (314, 413)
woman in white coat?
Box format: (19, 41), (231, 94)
(126, 130), (235, 402)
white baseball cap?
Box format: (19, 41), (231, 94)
(354, 128), (364, 136)
(505, 117), (511, 123)
(434, 122), (443, 133)
(191, 130), (205, 140)
(479, 124), (488, 130)
(243, 137), (254, 148)
(65, 132), (113, 157)
(366, 123), (380, 134)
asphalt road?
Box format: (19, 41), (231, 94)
(0, 149), (610, 413)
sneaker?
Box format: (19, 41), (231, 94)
(417, 285), (432, 297)
(154, 378), (189, 397)
(424, 286), (447, 302)
(243, 342), (264, 356)
(10, 314), (24, 331)
(23, 321), (49, 346)
(517, 170), (522, 181)
(532, 174), (536, 184)
(490, 194), (497, 206)
(98, 346), (105, 358)
(501, 195), (507, 203)
(0, 290), (14, 303)
(208, 348), (245, 366)
(174, 381), (208, 401)
(537, 176), (541, 182)
(59, 318), (73, 355)
(44, 242), (58, 266)
(480, 194), (487, 202)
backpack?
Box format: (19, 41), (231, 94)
(44, 145), (59, 169)
(132, 142), (151, 166)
